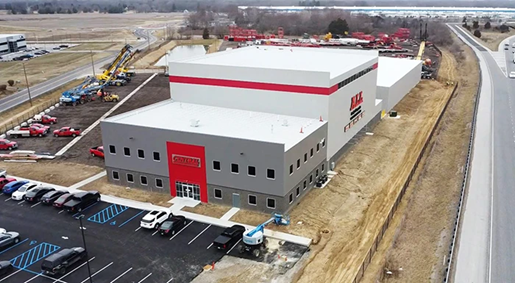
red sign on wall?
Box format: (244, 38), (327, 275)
(350, 91), (364, 111)
(167, 142), (207, 202)
(172, 154), (201, 168)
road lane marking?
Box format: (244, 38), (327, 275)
(30, 202), (41, 208)
(206, 243), (213, 250)
(109, 267), (133, 282)
(0, 269), (22, 282)
(188, 224), (211, 245)
(169, 221), (194, 241)
(137, 273), (152, 283)
(226, 239), (242, 255)
(54, 257), (96, 282)
(79, 262), (113, 283)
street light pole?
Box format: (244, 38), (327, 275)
(77, 215), (93, 283)
(90, 50), (96, 77)
(22, 62), (33, 107)
(147, 30), (150, 50)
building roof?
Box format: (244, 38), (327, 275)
(105, 99), (326, 151)
(377, 57), (421, 88)
(175, 45), (377, 79)
(0, 34), (24, 38)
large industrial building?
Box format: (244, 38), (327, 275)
(0, 34), (26, 55)
(101, 46), (421, 213)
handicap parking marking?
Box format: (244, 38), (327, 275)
(0, 238), (28, 256)
(118, 210), (145, 228)
(87, 204), (129, 224)
(226, 239), (242, 255)
(72, 202), (101, 218)
(137, 273), (152, 283)
(10, 242), (60, 269)
(79, 261), (113, 283)
(30, 202), (41, 208)
(53, 257), (96, 283)
(188, 224), (211, 245)
(169, 221), (194, 241)
(109, 267), (133, 283)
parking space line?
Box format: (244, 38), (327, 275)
(135, 227), (142, 232)
(0, 269), (22, 282)
(4, 197), (11, 202)
(23, 272), (42, 283)
(30, 202), (41, 208)
(18, 200), (25, 205)
(151, 230), (159, 236)
(79, 262), (113, 283)
(226, 239), (242, 255)
(206, 243), (213, 250)
(14, 268), (67, 283)
(169, 221), (194, 241)
(166, 278), (174, 283)
(88, 204), (128, 224)
(54, 257), (96, 282)
(119, 210), (145, 227)
(58, 210), (65, 214)
(72, 202), (100, 218)
(0, 238), (28, 255)
(109, 267), (133, 282)
(188, 225), (211, 245)
(137, 273), (152, 283)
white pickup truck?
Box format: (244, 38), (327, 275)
(7, 126), (46, 138)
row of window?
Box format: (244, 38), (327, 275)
(213, 188), (278, 209)
(213, 160), (276, 179)
(289, 139), (325, 175)
(336, 64), (375, 90)
(111, 170), (164, 188)
(289, 163), (325, 203)
(108, 145), (161, 162)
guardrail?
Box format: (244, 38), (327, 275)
(0, 97), (60, 136)
(442, 35), (482, 283)
(352, 83), (460, 282)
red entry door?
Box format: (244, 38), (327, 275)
(166, 141), (207, 202)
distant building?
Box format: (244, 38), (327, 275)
(0, 34), (27, 55)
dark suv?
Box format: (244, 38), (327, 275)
(63, 191), (101, 212)
(41, 247), (86, 276)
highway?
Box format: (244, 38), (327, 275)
(0, 28), (157, 113)
(450, 25), (515, 283)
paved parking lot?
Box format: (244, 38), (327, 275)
(0, 195), (234, 283)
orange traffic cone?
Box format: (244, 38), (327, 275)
(212, 261), (215, 270)
(319, 116), (323, 122)
(300, 127), (304, 133)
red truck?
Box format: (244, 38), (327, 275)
(7, 126), (47, 138)
(37, 114), (58, 125)
(0, 139), (17, 150)
(30, 123), (50, 134)
(53, 127), (81, 137)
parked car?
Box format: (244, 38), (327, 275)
(0, 228), (6, 234)
(140, 210), (173, 229)
(53, 193), (74, 208)
(158, 215), (187, 236)
(2, 180), (29, 195)
(11, 182), (41, 200)
(0, 169), (6, 178)
(0, 178), (16, 191)
(53, 127), (81, 137)
(41, 190), (68, 205)
(0, 231), (20, 250)
(89, 146), (104, 158)
(212, 225), (246, 250)
(63, 191), (101, 212)
(24, 187), (56, 202)
(0, 261), (13, 276)
(0, 139), (17, 151)
(41, 247), (86, 276)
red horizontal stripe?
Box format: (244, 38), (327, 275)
(372, 62), (378, 70)
(169, 76), (333, 95)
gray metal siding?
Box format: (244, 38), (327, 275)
(207, 184), (287, 213)
(106, 167), (170, 194)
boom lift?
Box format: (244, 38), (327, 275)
(240, 213), (290, 257)
(116, 49), (140, 78)
(96, 44), (133, 83)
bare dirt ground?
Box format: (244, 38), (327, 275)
(363, 34), (478, 283)
(1, 161), (102, 186)
(182, 203), (231, 219)
(465, 28), (515, 51)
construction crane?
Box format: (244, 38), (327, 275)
(116, 49), (140, 78)
(240, 213), (290, 257)
(416, 22), (428, 61)
(97, 44), (132, 83)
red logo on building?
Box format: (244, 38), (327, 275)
(350, 91), (364, 111)
(172, 154), (201, 168)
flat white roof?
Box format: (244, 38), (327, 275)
(377, 57), (422, 88)
(105, 99), (326, 151)
(177, 46), (377, 79)
(0, 34), (24, 38)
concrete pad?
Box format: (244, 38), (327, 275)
(220, 207), (240, 221)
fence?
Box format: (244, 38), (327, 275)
(352, 82), (460, 283)
(0, 97), (61, 136)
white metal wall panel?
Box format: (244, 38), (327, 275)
(329, 57), (377, 86)
(381, 61), (422, 112)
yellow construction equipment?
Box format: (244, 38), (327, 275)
(416, 41), (425, 60)
(324, 32), (332, 41)
(117, 49), (140, 77)
(97, 44), (132, 82)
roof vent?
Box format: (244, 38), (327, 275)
(282, 119), (288, 126)
(190, 119), (200, 127)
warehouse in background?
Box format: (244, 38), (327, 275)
(0, 34), (26, 55)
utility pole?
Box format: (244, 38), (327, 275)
(90, 50), (96, 77)
(77, 215), (93, 283)
(147, 30), (150, 50)
(22, 62), (33, 107)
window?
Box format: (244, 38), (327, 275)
(155, 178), (163, 188)
(231, 163), (239, 174)
(310, 148), (314, 157)
(322, 139), (326, 148)
(289, 164), (293, 175)
(267, 169), (275, 180)
(248, 166), (256, 177)
(137, 149), (145, 159)
(248, 195), (257, 206)
(112, 171), (119, 180)
(296, 187), (300, 197)
(109, 145), (116, 154)
(309, 175), (313, 184)
(297, 159), (301, 169)
(124, 147), (130, 157)
(303, 180), (307, 190)
(316, 169), (319, 177)
(322, 163), (325, 172)
(214, 188), (222, 199)
(267, 198), (276, 209)
(304, 153), (307, 163)
(213, 161), (221, 171)
(289, 193), (293, 204)
(317, 143), (320, 152)
(127, 173), (134, 183)
(153, 152), (160, 161)
(140, 175), (148, 185)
